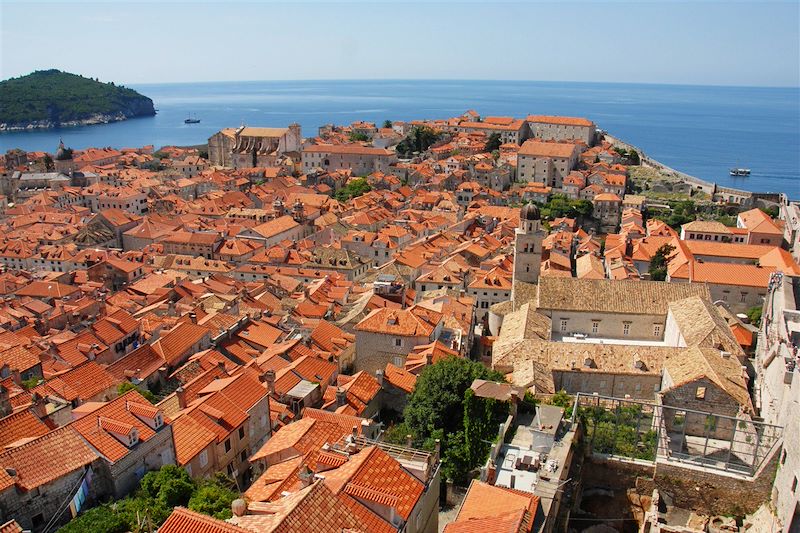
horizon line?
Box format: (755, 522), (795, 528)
(125, 77), (800, 91)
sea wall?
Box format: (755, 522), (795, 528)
(604, 133), (758, 203)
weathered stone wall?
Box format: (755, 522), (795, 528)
(109, 424), (175, 498)
(582, 449), (779, 519)
(653, 451), (778, 516)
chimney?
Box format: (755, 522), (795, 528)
(189, 312), (197, 324)
(217, 361), (226, 373)
(175, 386), (186, 409)
(265, 370), (276, 395)
(375, 369), (384, 387)
(406, 434), (413, 447)
(298, 465), (314, 488)
(231, 499), (247, 518)
(336, 387), (347, 407)
(0, 386), (10, 418)
(351, 425), (358, 441)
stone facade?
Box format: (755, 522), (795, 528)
(354, 327), (441, 374)
(555, 370), (662, 400)
(545, 308), (666, 341)
(513, 207), (544, 285)
(107, 424), (175, 498)
(301, 145), (397, 175)
(0, 459), (105, 532)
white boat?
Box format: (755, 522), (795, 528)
(729, 168), (751, 176)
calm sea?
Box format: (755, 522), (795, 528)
(1, 80), (798, 196)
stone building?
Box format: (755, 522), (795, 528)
(660, 346), (753, 440)
(513, 203), (545, 286)
(517, 140), (580, 187)
(0, 427), (105, 531)
(526, 115), (596, 146)
(354, 306), (443, 373)
(208, 125), (302, 168)
(70, 390), (175, 498)
(301, 144), (397, 175)
(534, 277), (710, 341)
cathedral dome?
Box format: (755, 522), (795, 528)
(521, 203), (540, 221)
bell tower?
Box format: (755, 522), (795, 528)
(512, 203), (544, 287)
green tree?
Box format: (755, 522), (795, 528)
(56, 503), (129, 533)
(383, 421), (413, 445)
(139, 465), (196, 507)
(648, 243), (676, 281)
(382, 120), (393, 128)
(21, 376), (40, 390)
(746, 305), (763, 326)
(118, 381), (157, 403)
(396, 126), (441, 157)
(404, 357), (507, 484)
(349, 132), (369, 142)
(188, 474), (239, 520)
(484, 132), (502, 152)
(334, 178), (372, 202)
(43, 154), (54, 171)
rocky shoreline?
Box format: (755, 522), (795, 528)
(0, 111), (154, 132)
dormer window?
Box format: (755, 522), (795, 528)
(129, 428), (139, 446)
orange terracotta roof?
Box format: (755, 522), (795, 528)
(171, 415), (217, 466)
(383, 363), (417, 393)
(71, 390), (166, 463)
(0, 409), (50, 449)
(355, 306), (442, 337)
(0, 426), (97, 491)
(527, 115), (594, 127)
(518, 140), (579, 158)
(159, 507), (251, 533)
(454, 480), (540, 530)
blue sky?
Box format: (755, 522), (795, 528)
(1, 1), (798, 87)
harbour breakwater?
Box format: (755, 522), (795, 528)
(604, 133), (786, 207)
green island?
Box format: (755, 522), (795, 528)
(0, 69), (155, 130)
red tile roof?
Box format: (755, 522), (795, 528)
(159, 507), (251, 533)
(0, 427), (97, 490)
(0, 409), (51, 449)
(71, 390), (167, 463)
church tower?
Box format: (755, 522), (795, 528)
(513, 203), (544, 286)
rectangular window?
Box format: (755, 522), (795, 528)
(560, 319), (568, 332)
(623, 323), (630, 336)
(395, 338), (402, 347)
(199, 450), (208, 468)
(696, 386), (706, 400)
(740, 293), (747, 303)
(591, 321), (599, 334)
(653, 324), (662, 337)
(240, 450), (247, 463)
(224, 439), (231, 453)
(238, 427), (245, 440)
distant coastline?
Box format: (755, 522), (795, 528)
(0, 79), (795, 196)
(0, 69), (156, 132)
(0, 111), (154, 132)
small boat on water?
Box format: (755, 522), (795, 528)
(184, 117), (201, 124)
(729, 168), (751, 176)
